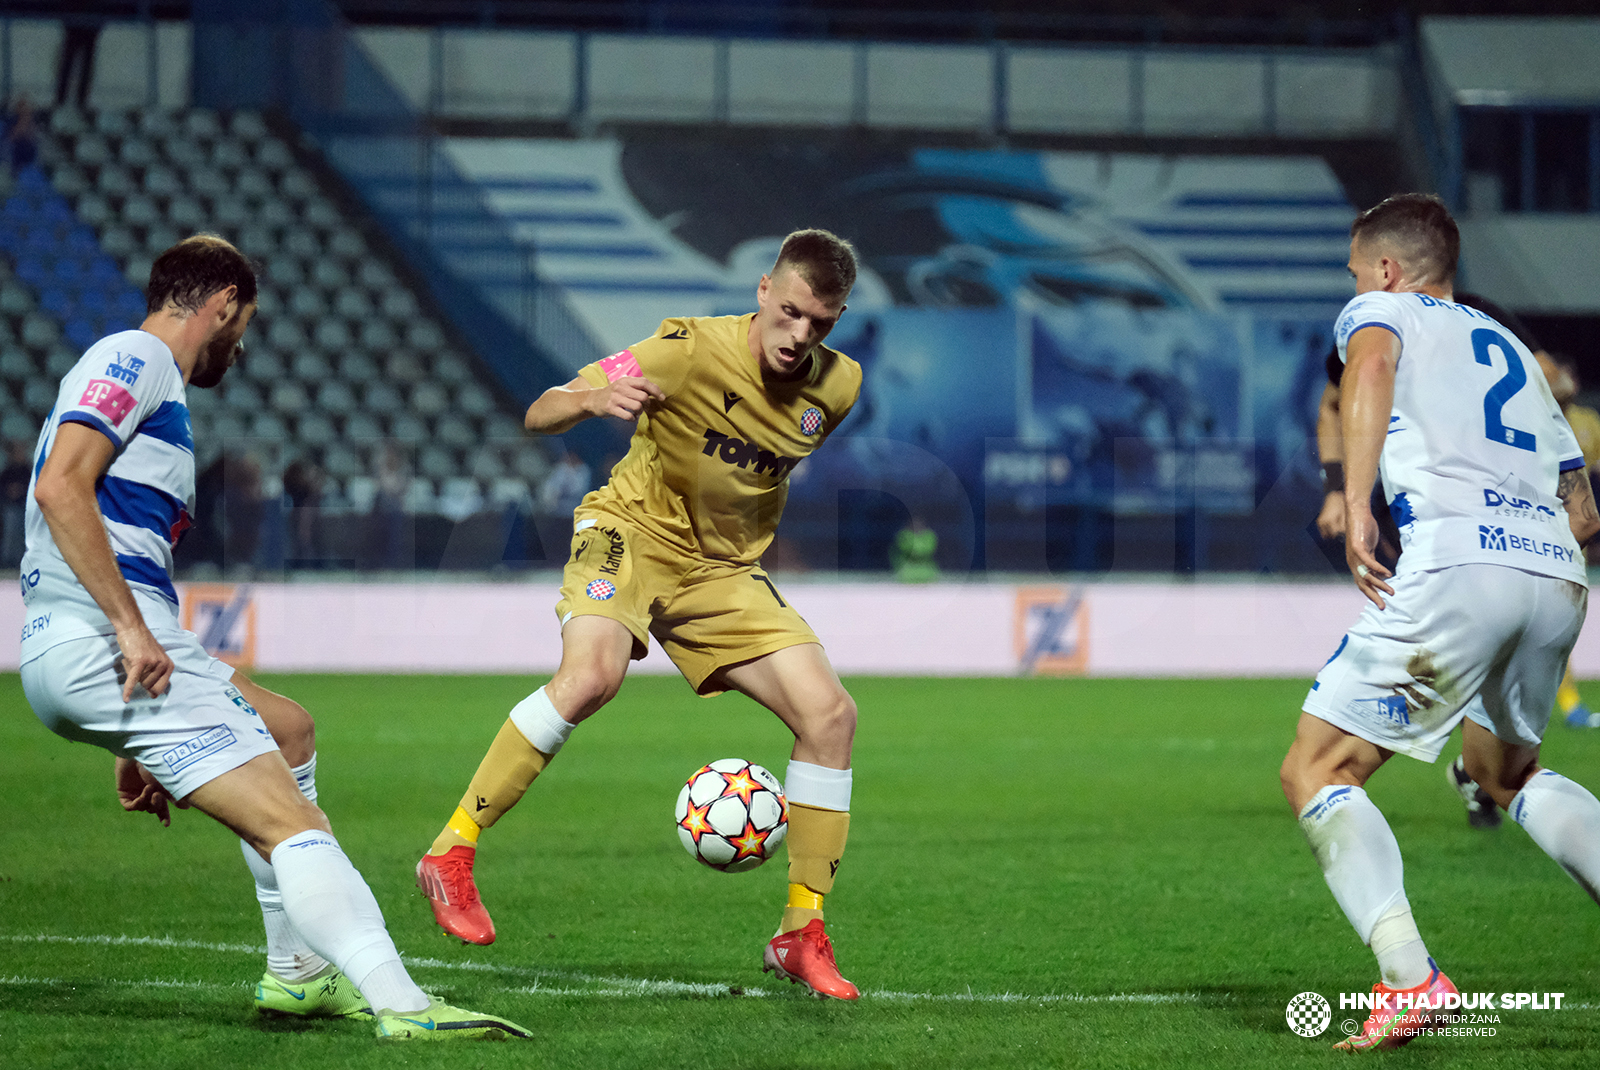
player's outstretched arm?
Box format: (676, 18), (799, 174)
(33, 423), (174, 699)
(1558, 466), (1600, 548)
(524, 374), (664, 435)
(1341, 327), (1400, 608)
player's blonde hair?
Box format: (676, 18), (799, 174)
(773, 229), (857, 303)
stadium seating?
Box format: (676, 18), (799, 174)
(0, 106), (559, 571)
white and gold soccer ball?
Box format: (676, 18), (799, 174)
(674, 759), (788, 872)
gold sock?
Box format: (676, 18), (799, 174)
(779, 803), (849, 933)
(1558, 664), (1583, 714)
(429, 719), (551, 855)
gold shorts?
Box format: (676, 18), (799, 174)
(554, 513), (820, 694)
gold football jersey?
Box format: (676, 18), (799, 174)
(575, 314), (861, 564)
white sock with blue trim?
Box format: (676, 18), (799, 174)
(270, 829), (428, 1014)
(1512, 769), (1600, 904)
(1298, 784), (1431, 986)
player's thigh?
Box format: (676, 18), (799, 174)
(655, 565), (823, 696)
(547, 614), (636, 722)
(1467, 568), (1587, 754)
(720, 642), (856, 746)
(230, 668), (315, 767)
(1281, 711), (1391, 813)
(184, 750), (330, 857)
(554, 515), (653, 659)
(21, 631), (282, 801)
(1300, 566), (1505, 764)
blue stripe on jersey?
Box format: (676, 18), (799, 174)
(115, 552), (178, 604)
(1345, 321), (1401, 343)
(139, 400), (193, 453)
(97, 475), (186, 542)
(1561, 456), (1587, 472)
(59, 410), (120, 449)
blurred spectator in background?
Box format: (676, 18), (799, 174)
(537, 449), (591, 527)
(222, 452), (265, 571)
(5, 96), (37, 174)
(373, 443), (412, 569)
(56, 18), (100, 108)
(1, 438), (32, 568)
(891, 515), (939, 583)
(181, 451), (264, 572)
(282, 458), (325, 568)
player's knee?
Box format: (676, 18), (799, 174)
(273, 700), (316, 767)
(806, 689), (857, 750)
(1279, 751), (1308, 810)
(561, 663), (625, 718)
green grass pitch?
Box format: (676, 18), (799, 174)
(3, 672), (1600, 1068)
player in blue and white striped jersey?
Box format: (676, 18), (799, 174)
(1280, 195), (1600, 1051)
(18, 235), (529, 1041)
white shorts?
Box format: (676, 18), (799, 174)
(1303, 563), (1587, 762)
(22, 628), (279, 800)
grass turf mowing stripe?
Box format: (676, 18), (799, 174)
(0, 933), (1206, 1004)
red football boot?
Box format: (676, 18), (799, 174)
(1334, 959), (1458, 1051)
(763, 919), (860, 1000)
(415, 846), (496, 945)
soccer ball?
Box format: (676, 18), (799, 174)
(675, 759), (788, 872)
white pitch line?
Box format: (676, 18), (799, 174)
(0, 932), (1204, 1005)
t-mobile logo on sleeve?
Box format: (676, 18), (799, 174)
(78, 379), (137, 426)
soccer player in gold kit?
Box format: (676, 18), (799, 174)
(416, 230), (865, 999)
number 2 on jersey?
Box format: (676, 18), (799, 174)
(1472, 327), (1536, 452)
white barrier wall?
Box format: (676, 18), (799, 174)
(0, 577), (1458, 678)
(8, 578), (1600, 678)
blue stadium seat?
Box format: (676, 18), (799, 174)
(64, 319), (99, 350)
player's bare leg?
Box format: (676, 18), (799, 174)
(419, 616), (633, 943)
(1281, 714), (1454, 1049)
(721, 644), (860, 1000)
(1462, 719), (1600, 902)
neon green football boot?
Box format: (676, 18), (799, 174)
(255, 964), (371, 1018)
(373, 995), (534, 1040)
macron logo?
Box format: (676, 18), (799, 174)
(79, 379), (137, 427)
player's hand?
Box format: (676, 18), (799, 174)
(114, 623), (174, 701)
(1315, 491), (1347, 540)
(115, 757), (173, 827)
(589, 376), (664, 422)
(1345, 505), (1394, 609)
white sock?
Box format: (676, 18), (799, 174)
(1369, 900), (1432, 989)
(269, 829), (428, 1014)
(1512, 770), (1600, 903)
(1298, 785), (1427, 979)
(291, 753), (318, 803)
(241, 839), (329, 981)
(784, 760), (852, 811)
(242, 752), (329, 981)
(509, 686), (575, 755)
